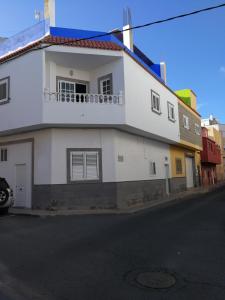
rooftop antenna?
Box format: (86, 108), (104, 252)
(123, 7), (134, 52)
(123, 6), (132, 27)
(34, 10), (42, 22)
(44, 0), (56, 27)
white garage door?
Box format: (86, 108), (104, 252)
(0, 142), (32, 208)
(185, 157), (194, 188)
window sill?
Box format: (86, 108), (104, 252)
(152, 108), (162, 115)
(168, 117), (176, 123)
(68, 179), (102, 184)
(0, 98), (10, 105)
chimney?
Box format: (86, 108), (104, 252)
(160, 62), (167, 84)
(123, 7), (134, 52)
(44, 0), (55, 26)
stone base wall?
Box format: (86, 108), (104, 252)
(32, 179), (168, 210)
(169, 177), (186, 194)
(32, 183), (117, 210)
(116, 179), (167, 209)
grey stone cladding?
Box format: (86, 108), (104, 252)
(178, 103), (202, 147)
(32, 179), (168, 210)
(169, 177), (187, 193)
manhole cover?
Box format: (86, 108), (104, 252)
(135, 271), (176, 289)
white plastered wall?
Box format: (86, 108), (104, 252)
(123, 52), (180, 143)
(113, 130), (171, 181)
(50, 128), (170, 184)
(0, 50), (44, 132)
(50, 128), (116, 184)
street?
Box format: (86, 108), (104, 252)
(0, 188), (225, 300)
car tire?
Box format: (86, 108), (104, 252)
(0, 207), (9, 215)
(0, 189), (9, 206)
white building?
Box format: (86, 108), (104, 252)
(0, 4), (181, 210)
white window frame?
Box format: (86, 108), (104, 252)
(68, 149), (101, 183)
(183, 115), (190, 129)
(195, 123), (201, 135)
(149, 161), (157, 176)
(167, 102), (175, 122)
(0, 77), (9, 104)
(98, 74), (113, 95)
(151, 90), (161, 114)
(57, 78), (88, 102)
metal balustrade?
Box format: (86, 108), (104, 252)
(44, 90), (123, 105)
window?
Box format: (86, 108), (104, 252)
(57, 78), (88, 102)
(175, 158), (182, 174)
(68, 149), (101, 182)
(149, 161), (156, 176)
(0, 149), (7, 162)
(98, 74), (113, 95)
(151, 90), (161, 114)
(0, 77), (10, 104)
(183, 115), (190, 129)
(167, 102), (175, 121)
(195, 123), (201, 135)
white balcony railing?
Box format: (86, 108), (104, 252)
(44, 90), (123, 105)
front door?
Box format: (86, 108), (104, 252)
(15, 164), (27, 207)
(185, 157), (194, 188)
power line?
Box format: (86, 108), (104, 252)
(38, 2), (225, 50)
(1, 2), (225, 63)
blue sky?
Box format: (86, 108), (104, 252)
(1, 0), (225, 122)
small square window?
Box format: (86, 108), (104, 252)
(175, 158), (182, 174)
(0, 77), (10, 104)
(151, 90), (161, 114)
(0, 149), (7, 162)
(167, 102), (175, 122)
(183, 115), (190, 129)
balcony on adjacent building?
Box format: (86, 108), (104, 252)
(201, 136), (221, 165)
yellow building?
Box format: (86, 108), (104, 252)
(170, 90), (202, 193)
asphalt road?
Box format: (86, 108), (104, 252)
(1, 188), (225, 300)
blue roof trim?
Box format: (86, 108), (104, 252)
(49, 26), (163, 82)
(151, 64), (162, 78)
(124, 47), (163, 82)
(50, 27), (113, 42)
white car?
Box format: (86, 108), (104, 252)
(0, 178), (14, 214)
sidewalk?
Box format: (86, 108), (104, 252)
(10, 181), (225, 217)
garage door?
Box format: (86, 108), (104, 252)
(0, 142), (32, 208)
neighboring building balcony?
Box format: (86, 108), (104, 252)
(201, 137), (221, 164)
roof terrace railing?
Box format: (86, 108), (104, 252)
(0, 20), (50, 59)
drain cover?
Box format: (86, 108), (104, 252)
(135, 271), (176, 289)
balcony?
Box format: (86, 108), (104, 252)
(201, 137), (221, 165)
(44, 90), (123, 105)
(43, 90), (124, 125)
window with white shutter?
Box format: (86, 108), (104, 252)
(0, 77), (10, 104)
(69, 149), (101, 182)
(71, 152), (84, 180)
(167, 102), (175, 122)
(151, 90), (161, 114)
(183, 115), (190, 129)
